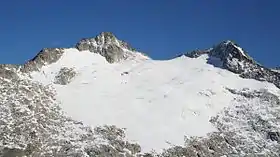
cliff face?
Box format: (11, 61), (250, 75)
(185, 40), (280, 89)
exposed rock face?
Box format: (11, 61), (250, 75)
(210, 41), (280, 89)
(0, 64), (20, 80)
(154, 89), (280, 157)
(16, 32), (147, 75)
(21, 48), (65, 73)
(76, 32), (146, 63)
(184, 49), (210, 58)
(88, 125), (142, 157)
(54, 67), (77, 85)
(268, 132), (280, 142)
(209, 41), (255, 72)
(209, 89), (280, 156)
(186, 40), (280, 89)
(0, 73), (143, 157)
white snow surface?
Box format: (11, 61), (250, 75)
(30, 48), (280, 153)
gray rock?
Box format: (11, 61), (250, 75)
(0, 75), (141, 157)
(150, 89), (280, 157)
(54, 67), (77, 85)
(267, 132), (280, 142)
(0, 64), (20, 80)
(93, 125), (142, 156)
(208, 89), (280, 156)
(184, 40), (280, 89)
(8, 32), (148, 77)
(1, 148), (26, 157)
(76, 32), (143, 63)
(160, 132), (237, 157)
(184, 49), (211, 58)
(21, 48), (65, 73)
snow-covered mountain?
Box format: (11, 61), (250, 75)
(1, 32), (280, 157)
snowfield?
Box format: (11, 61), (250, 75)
(30, 48), (280, 153)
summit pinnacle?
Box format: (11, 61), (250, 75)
(75, 32), (145, 63)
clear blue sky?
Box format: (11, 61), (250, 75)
(0, 0), (279, 67)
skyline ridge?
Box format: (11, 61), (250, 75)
(3, 31), (275, 69)
(1, 0), (279, 68)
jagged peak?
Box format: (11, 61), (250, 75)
(183, 49), (211, 58)
(207, 40), (265, 74)
(76, 32), (136, 52)
(21, 48), (65, 73)
(223, 40), (236, 45)
(18, 32), (149, 74)
(75, 32), (148, 63)
(99, 31), (115, 37)
(209, 40), (254, 62)
(94, 32), (118, 45)
(181, 40), (280, 89)
(183, 40), (254, 62)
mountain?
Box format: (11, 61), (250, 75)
(0, 32), (280, 157)
(271, 67), (280, 73)
(185, 40), (280, 89)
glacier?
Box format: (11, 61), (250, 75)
(0, 32), (280, 157)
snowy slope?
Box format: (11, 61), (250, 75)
(30, 48), (280, 153)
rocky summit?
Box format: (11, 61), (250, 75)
(75, 32), (148, 63)
(0, 32), (280, 157)
(186, 40), (280, 89)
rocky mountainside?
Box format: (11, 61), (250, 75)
(0, 32), (280, 157)
(185, 40), (280, 89)
(75, 32), (146, 63)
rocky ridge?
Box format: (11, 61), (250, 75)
(185, 40), (280, 89)
(75, 32), (149, 63)
(0, 33), (280, 156)
(8, 32), (147, 75)
(0, 32), (149, 83)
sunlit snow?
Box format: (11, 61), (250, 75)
(30, 48), (280, 153)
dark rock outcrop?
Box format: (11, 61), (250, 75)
(15, 32), (146, 75)
(184, 49), (210, 58)
(0, 32), (147, 79)
(54, 67), (77, 85)
(185, 40), (280, 89)
(0, 64), (20, 80)
(0, 74), (142, 157)
(268, 132), (280, 142)
(76, 32), (140, 63)
(157, 89), (280, 157)
(21, 48), (65, 73)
